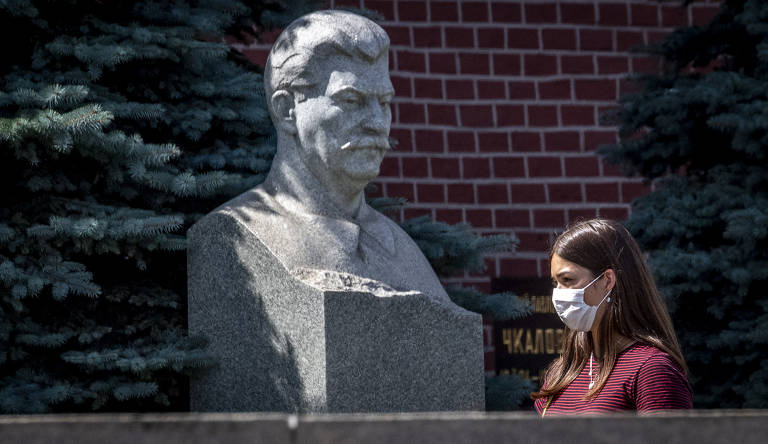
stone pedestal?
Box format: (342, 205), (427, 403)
(187, 212), (484, 413)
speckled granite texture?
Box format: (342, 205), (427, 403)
(187, 10), (483, 413)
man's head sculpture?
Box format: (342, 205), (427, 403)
(264, 11), (394, 193)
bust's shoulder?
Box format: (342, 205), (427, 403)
(190, 186), (288, 235)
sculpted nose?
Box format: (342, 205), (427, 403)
(362, 98), (390, 135)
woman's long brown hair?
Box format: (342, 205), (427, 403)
(531, 219), (688, 401)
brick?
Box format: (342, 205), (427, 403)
(397, 103), (425, 124)
(575, 79), (616, 101)
(661, 5), (688, 27)
(621, 181), (650, 203)
(524, 54), (557, 76)
(402, 156), (428, 177)
(478, 132), (510, 152)
(561, 3), (595, 24)
(429, 53), (457, 74)
(389, 128), (413, 151)
(365, 1), (395, 20)
(384, 25), (411, 46)
(525, 3), (557, 23)
(413, 27), (443, 47)
(619, 78), (642, 96)
(414, 78), (443, 99)
(495, 209), (530, 227)
(567, 208), (597, 224)
(447, 183), (475, 203)
(647, 31), (669, 45)
(428, 104), (457, 125)
(617, 31), (645, 52)
(466, 209), (493, 227)
(515, 231), (551, 253)
(477, 184), (509, 204)
(630, 4), (659, 27)
(601, 159), (623, 177)
(397, 50), (426, 72)
(477, 80), (505, 99)
(692, 6), (719, 26)
(492, 3), (522, 23)
(565, 156), (600, 176)
(446, 79), (475, 99)
(500, 258), (538, 277)
(528, 105), (558, 127)
(241, 48), (269, 66)
(534, 209), (566, 228)
(584, 131), (617, 151)
(431, 2), (458, 22)
(415, 129), (444, 152)
(542, 29), (577, 50)
(545, 131), (580, 152)
(334, 0), (360, 6)
(598, 56), (629, 75)
(493, 53), (522, 76)
(404, 208), (433, 219)
(391, 75), (412, 98)
(508, 81), (536, 99)
(445, 26), (475, 48)
(497, 105), (525, 126)
(561, 105), (595, 126)
(598, 207), (629, 221)
(462, 2), (489, 22)
(478, 28), (505, 48)
(431, 157), (460, 178)
(460, 105), (494, 127)
(460, 52), (490, 74)
(599, 3), (628, 26)
(528, 156), (562, 177)
(579, 29), (613, 51)
(462, 157), (491, 178)
(447, 131), (476, 152)
(548, 183), (584, 203)
(386, 182), (415, 201)
(538, 80), (571, 100)
(417, 183), (445, 203)
(379, 156), (400, 177)
(507, 28), (539, 49)
(435, 209), (463, 225)
(586, 183), (619, 202)
(511, 132), (541, 151)
(561, 55), (594, 74)
(399, 1), (428, 21)
(511, 184), (546, 203)
(493, 157), (525, 177)
(631, 56), (660, 74)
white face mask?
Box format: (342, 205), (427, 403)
(552, 272), (612, 331)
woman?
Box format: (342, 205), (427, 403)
(532, 219), (692, 415)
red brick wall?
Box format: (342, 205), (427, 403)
(240, 0), (720, 289)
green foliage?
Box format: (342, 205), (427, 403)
(599, 0), (768, 407)
(0, 0), (320, 413)
(485, 374), (535, 411)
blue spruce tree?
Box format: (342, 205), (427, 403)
(599, 0), (768, 407)
(0, 1), (529, 412)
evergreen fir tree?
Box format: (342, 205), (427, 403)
(599, 0), (768, 407)
(0, 0), (320, 413)
(0, 0), (530, 412)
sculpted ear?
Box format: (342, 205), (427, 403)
(271, 90), (296, 135)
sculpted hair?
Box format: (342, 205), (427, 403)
(264, 10), (390, 115)
(531, 219), (688, 401)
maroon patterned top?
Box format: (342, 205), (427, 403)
(535, 343), (693, 415)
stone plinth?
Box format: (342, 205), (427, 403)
(187, 212), (484, 413)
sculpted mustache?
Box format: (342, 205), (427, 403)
(340, 138), (391, 151)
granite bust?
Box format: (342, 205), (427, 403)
(187, 10), (484, 413)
